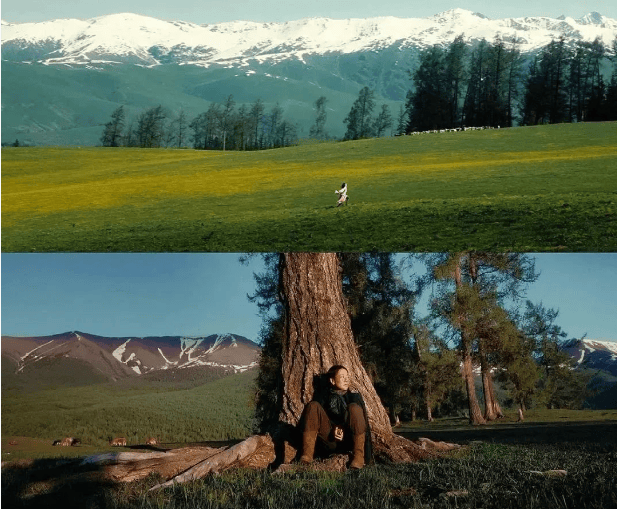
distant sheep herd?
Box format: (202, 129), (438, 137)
(396, 126), (500, 136)
(51, 436), (158, 447)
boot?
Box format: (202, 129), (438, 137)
(299, 431), (318, 464)
(349, 433), (365, 469)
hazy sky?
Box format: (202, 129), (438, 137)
(1, 0), (615, 24)
(1, 253), (615, 343)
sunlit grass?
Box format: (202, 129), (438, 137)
(2, 122), (616, 251)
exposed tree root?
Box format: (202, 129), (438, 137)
(68, 433), (463, 489)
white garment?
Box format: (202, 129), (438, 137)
(336, 184), (348, 201)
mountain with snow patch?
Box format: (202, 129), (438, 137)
(562, 338), (617, 377)
(2, 10), (616, 145)
(1, 331), (260, 388)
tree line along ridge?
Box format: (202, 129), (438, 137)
(99, 36), (617, 150)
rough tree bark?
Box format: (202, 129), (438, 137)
(279, 252), (392, 438)
(72, 253), (460, 488)
(278, 253), (459, 460)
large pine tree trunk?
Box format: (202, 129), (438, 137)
(279, 253), (392, 439)
(481, 367), (504, 421)
(461, 348), (486, 425)
(479, 343), (503, 421)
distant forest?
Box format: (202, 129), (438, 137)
(99, 36), (617, 150)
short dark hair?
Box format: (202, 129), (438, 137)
(326, 365), (347, 381)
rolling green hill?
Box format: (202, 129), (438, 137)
(1, 370), (257, 447)
(2, 122), (616, 252)
(1, 53), (411, 146)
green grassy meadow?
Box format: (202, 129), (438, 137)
(3, 122), (616, 252)
(1, 370), (256, 456)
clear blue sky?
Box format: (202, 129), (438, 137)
(1, 253), (615, 343)
(1, 0), (615, 24)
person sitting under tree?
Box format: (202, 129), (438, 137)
(335, 182), (348, 207)
(299, 365), (372, 469)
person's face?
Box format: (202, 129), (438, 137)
(330, 368), (350, 391)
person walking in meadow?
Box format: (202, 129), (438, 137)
(299, 365), (372, 469)
(335, 182), (348, 206)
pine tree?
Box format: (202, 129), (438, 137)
(373, 104), (393, 137)
(309, 96), (328, 140)
(216, 95), (236, 151)
(407, 46), (448, 131)
(249, 98), (265, 149)
(412, 322), (461, 421)
(522, 38), (571, 125)
(462, 40), (489, 128)
(521, 301), (591, 409)
(100, 105), (126, 147)
(341, 253), (416, 423)
(134, 105), (167, 148)
(444, 35), (467, 128)
(431, 252), (538, 424)
(495, 323), (538, 418)
(344, 87), (376, 139)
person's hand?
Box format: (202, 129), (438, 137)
(333, 426), (344, 441)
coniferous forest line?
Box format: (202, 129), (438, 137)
(98, 36), (617, 150)
(249, 253), (597, 431)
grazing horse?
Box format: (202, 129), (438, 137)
(109, 437), (127, 447)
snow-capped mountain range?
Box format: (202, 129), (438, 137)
(1, 331), (260, 382)
(2, 9), (616, 146)
(2, 10), (616, 68)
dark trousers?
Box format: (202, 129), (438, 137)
(301, 400), (367, 455)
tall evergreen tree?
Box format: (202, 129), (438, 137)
(249, 98), (265, 150)
(373, 104), (393, 137)
(521, 301), (591, 409)
(216, 95), (236, 151)
(309, 96), (328, 139)
(522, 37), (570, 125)
(495, 320), (538, 418)
(134, 105), (167, 148)
(407, 46), (448, 132)
(444, 35), (467, 128)
(100, 105), (126, 147)
(344, 87), (376, 139)
(341, 253), (416, 423)
(396, 103), (409, 136)
(431, 252), (538, 424)
(412, 322), (461, 422)
(461, 39), (489, 128)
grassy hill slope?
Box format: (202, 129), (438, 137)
(3, 122), (616, 252)
(1, 57), (405, 146)
(1, 370), (257, 447)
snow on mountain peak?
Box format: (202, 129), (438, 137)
(2, 10), (616, 67)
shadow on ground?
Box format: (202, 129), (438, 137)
(398, 420), (617, 451)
